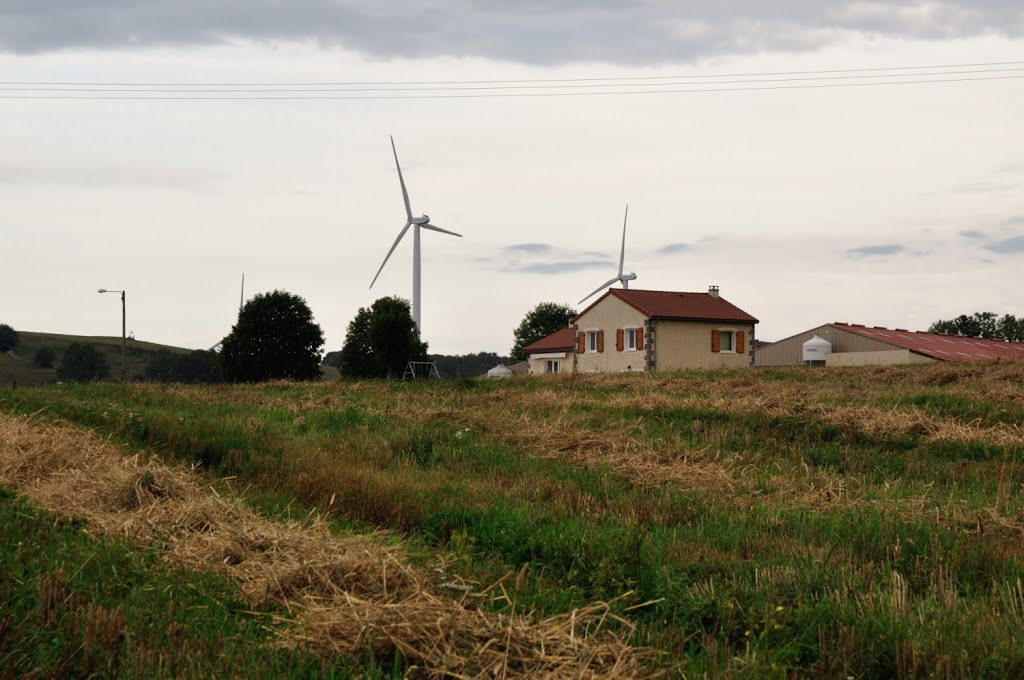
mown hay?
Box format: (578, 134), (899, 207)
(0, 412), (648, 678)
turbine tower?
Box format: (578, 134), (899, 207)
(370, 135), (461, 335)
(579, 204), (637, 304)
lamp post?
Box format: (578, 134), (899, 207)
(97, 288), (126, 381)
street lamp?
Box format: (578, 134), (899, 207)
(98, 288), (126, 381)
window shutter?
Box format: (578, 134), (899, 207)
(597, 330), (605, 353)
(577, 331), (585, 354)
(711, 329), (721, 353)
(637, 327), (644, 352)
(616, 329), (624, 352)
(736, 331), (745, 354)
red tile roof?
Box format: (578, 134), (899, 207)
(522, 327), (577, 354)
(574, 289), (758, 324)
(833, 323), (1024, 362)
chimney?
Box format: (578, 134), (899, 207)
(708, 285), (719, 298)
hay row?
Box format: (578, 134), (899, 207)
(0, 412), (648, 678)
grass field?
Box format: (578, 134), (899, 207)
(2, 361), (1024, 677)
(0, 330), (194, 386)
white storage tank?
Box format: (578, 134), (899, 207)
(802, 334), (832, 366)
(486, 364), (514, 379)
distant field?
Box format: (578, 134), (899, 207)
(2, 361), (1024, 676)
(0, 330), (194, 386)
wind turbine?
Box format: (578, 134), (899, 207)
(579, 204), (637, 304)
(369, 135), (461, 335)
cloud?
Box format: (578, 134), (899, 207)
(1, 1), (1022, 62)
(502, 243), (554, 255)
(509, 260), (612, 274)
(846, 243), (906, 258)
(0, 162), (218, 191)
(983, 235), (1024, 254)
(656, 242), (691, 255)
(959, 229), (986, 240)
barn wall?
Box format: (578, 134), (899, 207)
(754, 324), (897, 367)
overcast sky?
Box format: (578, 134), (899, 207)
(2, 2), (1023, 357)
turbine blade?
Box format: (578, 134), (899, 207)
(391, 135), (413, 221)
(420, 222), (462, 237)
(370, 221), (412, 289)
(578, 276), (621, 305)
(618, 204), (628, 277)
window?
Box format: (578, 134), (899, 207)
(720, 331), (735, 352)
(625, 328), (637, 351)
(586, 331), (598, 353)
(546, 360), (560, 374)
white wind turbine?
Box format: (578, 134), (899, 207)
(579, 204), (637, 304)
(369, 135), (461, 335)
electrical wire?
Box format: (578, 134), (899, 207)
(1, 73), (1022, 99)
(3, 67), (1024, 93)
(1, 59), (1022, 87)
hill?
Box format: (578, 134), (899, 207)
(2, 362), (1023, 676)
(0, 330), (193, 386)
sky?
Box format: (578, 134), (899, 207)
(2, 1), (1023, 356)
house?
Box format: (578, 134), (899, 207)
(523, 286), (759, 373)
(522, 327), (576, 374)
(754, 322), (1024, 366)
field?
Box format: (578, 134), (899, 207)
(0, 330), (194, 386)
(2, 362), (1024, 677)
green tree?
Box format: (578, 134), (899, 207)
(510, 302), (577, 362)
(57, 343), (110, 382)
(0, 323), (18, 352)
(32, 346), (56, 368)
(219, 290), (325, 382)
(929, 312), (1023, 341)
(339, 297), (427, 379)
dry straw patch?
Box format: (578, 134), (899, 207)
(0, 412), (648, 678)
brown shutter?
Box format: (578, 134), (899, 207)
(736, 330), (745, 354)
(637, 327), (644, 351)
(711, 329), (721, 353)
(616, 328), (624, 352)
(577, 331), (585, 353)
(597, 330), (605, 353)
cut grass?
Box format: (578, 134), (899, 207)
(0, 488), (394, 678)
(1, 361), (1023, 676)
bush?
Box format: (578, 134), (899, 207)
(57, 343), (110, 382)
(32, 347), (56, 368)
(0, 323), (18, 352)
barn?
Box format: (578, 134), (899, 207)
(754, 322), (1024, 367)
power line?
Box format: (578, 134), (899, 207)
(1, 60), (1022, 87)
(1, 73), (1022, 100)
(3, 67), (1023, 93)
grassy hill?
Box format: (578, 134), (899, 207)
(2, 362), (1023, 676)
(0, 331), (194, 386)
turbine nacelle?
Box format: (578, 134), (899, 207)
(412, 215), (431, 225)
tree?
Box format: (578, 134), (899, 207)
(339, 297), (427, 379)
(510, 302), (577, 362)
(0, 323), (18, 352)
(33, 346), (56, 368)
(929, 312), (1024, 342)
(146, 349), (222, 383)
(57, 343), (110, 381)
(219, 290), (325, 382)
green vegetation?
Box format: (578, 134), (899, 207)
(0, 330), (193, 387)
(2, 361), (1023, 676)
(57, 342), (111, 382)
(510, 301), (576, 361)
(220, 290), (325, 382)
(339, 296), (427, 378)
(0, 489), (394, 678)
